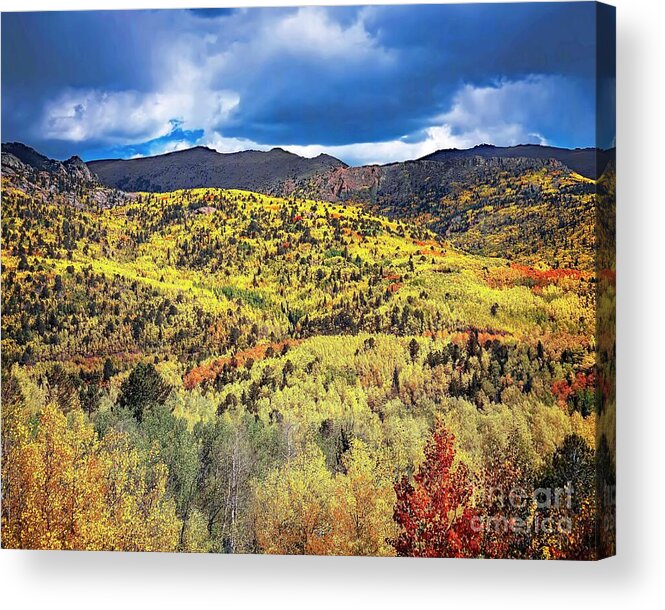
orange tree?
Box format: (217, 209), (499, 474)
(391, 422), (481, 557)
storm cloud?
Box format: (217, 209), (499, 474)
(1, 4), (614, 165)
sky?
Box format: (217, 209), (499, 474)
(1, 3), (615, 166)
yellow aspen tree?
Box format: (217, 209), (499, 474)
(1, 403), (181, 551)
(252, 444), (334, 555)
(329, 440), (397, 556)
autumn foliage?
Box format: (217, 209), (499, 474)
(1, 400), (180, 551)
(1, 154), (614, 558)
(392, 423), (481, 557)
(252, 441), (396, 556)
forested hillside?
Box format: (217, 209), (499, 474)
(281, 157), (598, 268)
(80, 143), (611, 270)
(1, 147), (614, 558)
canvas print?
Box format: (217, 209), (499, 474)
(0, 3), (615, 559)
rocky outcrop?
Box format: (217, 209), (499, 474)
(2, 142), (130, 209)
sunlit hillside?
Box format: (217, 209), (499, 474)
(1, 156), (613, 558)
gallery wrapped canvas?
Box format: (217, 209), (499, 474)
(0, 2), (615, 559)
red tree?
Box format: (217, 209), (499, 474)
(392, 422), (481, 557)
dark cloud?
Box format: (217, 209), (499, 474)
(187, 9), (237, 19)
(1, 4), (614, 162)
(364, 3), (598, 78)
(222, 3), (600, 146)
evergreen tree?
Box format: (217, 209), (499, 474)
(118, 363), (171, 422)
(102, 358), (115, 382)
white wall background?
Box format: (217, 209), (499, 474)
(1, 0), (662, 608)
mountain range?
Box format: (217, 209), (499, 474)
(2, 140), (610, 269)
(88, 144), (614, 217)
(3, 141), (613, 198)
(82, 143), (612, 195)
(87, 146), (346, 194)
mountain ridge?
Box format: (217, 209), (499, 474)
(419, 143), (614, 180)
(82, 142), (612, 199)
(2, 140), (604, 269)
(86, 145), (348, 193)
(3, 141), (614, 194)
(2, 141), (609, 267)
(1, 141), (129, 208)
